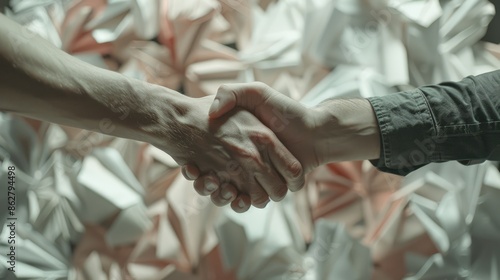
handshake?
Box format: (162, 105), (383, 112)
(165, 82), (381, 213)
(2, 13), (496, 214)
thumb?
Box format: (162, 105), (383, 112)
(208, 83), (269, 119)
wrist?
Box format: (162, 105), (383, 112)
(87, 76), (190, 152)
(127, 85), (215, 164)
(311, 98), (381, 165)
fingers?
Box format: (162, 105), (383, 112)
(254, 173), (280, 204)
(193, 174), (219, 196)
(181, 164), (200, 180)
(192, 172), (252, 212)
(231, 194), (251, 213)
(194, 169), (271, 210)
(234, 147), (276, 207)
(184, 151), (288, 202)
(249, 128), (304, 193)
(210, 182), (237, 206)
(209, 82), (270, 119)
(209, 82), (306, 128)
(188, 134), (303, 206)
(249, 133), (290, 201)
(266, 138), (305, 192)
(193, 174), (255, 212)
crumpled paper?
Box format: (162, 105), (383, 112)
(215, 198), (306, 280)
(215, 200), (372, 280)
(302, 161), (416, 279)
(301, 159), (493, 279)
(405, 163), (499, 279)
(60, 0), (160, 54)
(304, 220), (371, 280)
(300, 64), (397, 107)
(2, 0), (500, 279)
(237, 0), (309, 93)
(392, 0), (496, 85)
(0, 223), (71, 280)
(0, 115), (84, 245)
(71, 173), (223, 280)
(75, 148), (152, 246)
(0, 111), (218, 279)
(0, 117), (75, 280)
(7, 0), (247, 97)
(301, 0), (499, 87)
(5, 0), (65, 48)
(302, 0), (409, 86)
(154, 0), (246, 97)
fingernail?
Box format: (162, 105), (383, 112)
(276, 194), (286, 202)
(185, 169), (197, 180)
(238, 199), (246, 208)
(209, 99), (220, 116)
(222, 189), (233, 200)
(256, 199), (270, 208)
(205, 180), (218, 192)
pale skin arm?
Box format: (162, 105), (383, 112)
(0, 14), (305, 212)
(183, 82), (381, 208)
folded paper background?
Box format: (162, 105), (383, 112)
(1, 0), (499, 279)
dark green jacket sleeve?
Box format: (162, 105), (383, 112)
(367, 70), (500, 176)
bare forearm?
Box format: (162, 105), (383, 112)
(0, 14), (186, 149)
(312, 98), (381, 164)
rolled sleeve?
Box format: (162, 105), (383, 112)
(367, 89), (437, 175)
(367, 70), (500, 176)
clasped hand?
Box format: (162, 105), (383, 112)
(178, 83), (323, 212)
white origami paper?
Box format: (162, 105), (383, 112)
(0, 223), (71, 280)
(75, 148), (152, 246)
(71, 172), (224, 280)
(106, 138), (180, 203)
(485, 42), (500, 59)
(0, 115), (84, 245)
(2, 0), (500, 279)
(392, 0), (496, 85)
(402, 162), (492, 279)
(238, 0), (306, 87)
(213, 0), (253, 48)
(164, 174), (221, 270)
(216, 199), (305, 280)
(300, 158), (494, 279)
(216, 202), (372, 280)
(300, 65), (397, 107)
(302, 0), (409, 86)
(61, 0), (160, 54)
(305, 220), (371, 280)
(5, 1), (63, 48)
(107, 0), (248, 97)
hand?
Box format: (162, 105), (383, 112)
(209, 83), (322, 171)
(182, 83), (323, 209)
(0, 14), (305, 213)
(183, 82), (381, 209)
(149, 94), (305, 212)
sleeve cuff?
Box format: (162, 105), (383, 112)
(367, 89), (437, 176)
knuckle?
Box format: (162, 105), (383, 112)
(238, 148), (260, 161)
(232, 203), (247, 213)
(271, 185), (288, 201)
(289, 180), (305, 192)
(250, 191), (269, 206)
(218, 84), (232, 95)
(193, 179), (207, 195)
(251, 130), (274, 146)
(211, 195), (226, 207)
(287, 160), (303, 179)
(253, 81), (268, 91)
(215, 171), (231, 183)
(225, 160), (242, 176)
